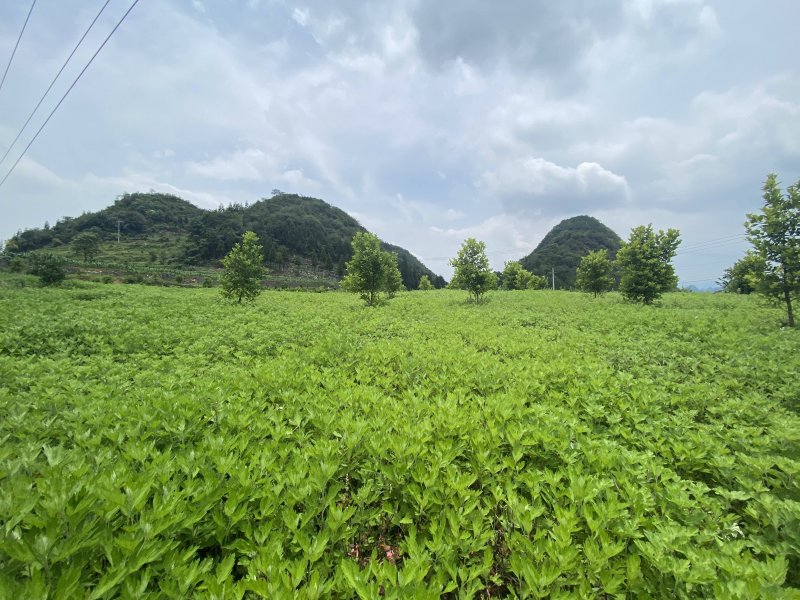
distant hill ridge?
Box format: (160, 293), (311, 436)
(520, 215), (622, 289)
(7, 192), (446, 289)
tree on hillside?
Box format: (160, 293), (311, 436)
(72, 232), (102, 262)
(616, 225), (680, 304)
(576, 249), (614, 297)
(341, 232), (403, 306)
(745, 173), (800, 326)
(449, 238), (496, 303)
(501, 261), (537, 290)
(418, 274), (433, 290)
(221, 231), (266, 303)
(718, 252), (765, 295)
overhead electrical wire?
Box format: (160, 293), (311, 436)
(677, 233), (747, 251)
(0, 0), (37, 95)
(0, 0), (141, 191)
(0, 0), (113, 170)
(675, 237), (748, 256)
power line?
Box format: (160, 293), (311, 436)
(676, 238), (748, 257)
(0, 0), (111, 170)
(678, 233), (747, 252)
(0, 0), (141, 191)
(0, 0), (37, 94)
(0, 0), (113, 170)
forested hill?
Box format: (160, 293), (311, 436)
(520, 215), (622, 289)
(7, 192), (446, 289)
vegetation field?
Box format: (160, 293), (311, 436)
(1, 284), (799, 598)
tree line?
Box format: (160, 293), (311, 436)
(439, 225), (680, 305)
(221, 224), (682, 307)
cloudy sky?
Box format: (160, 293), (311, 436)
(1, 0), (798, 285)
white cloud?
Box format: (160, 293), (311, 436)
(1, 0), (798, 288)
(292, 8), (309, 27)
(186, 149), (278, 182)
(480, 158), (630, 216)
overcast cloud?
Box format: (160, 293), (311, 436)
(1, 0), (798, 286)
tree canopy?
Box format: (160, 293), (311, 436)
(576, 249), (614, 297)
(341, 232), (403, 306)
(27, 252), (66, 286)
(72, 232), (102, 262)
(616, 225), (680, 304)
(449, 238), (496, 303)
(220, 231), (266, 303)
(501, 261), (543, 290)
(718, 252), (765, 295)
(745, 174), (800, 326)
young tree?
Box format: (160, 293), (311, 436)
(385, 257), (404, 299)
(528, 273), (548, 290)
(341, 232), (403, 306)
(501, 261), (536, 290)
(220, 231), (266, 303)
(718, 252), (766, 295)
(745, 173), (800, 326)
(417, 274), (434, 290)
(616, 224), (680, 304)
(72, 232), (102, 262)
(576, 249), (614, 297)
(27, 252), (66, 286)
(449, 238), (497, 303)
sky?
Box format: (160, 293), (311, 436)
(1, 0), (798, 286)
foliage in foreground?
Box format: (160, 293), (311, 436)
(341, 232), (403, 306)
(745, 173), (800, 327)
(0, 285), (798, 598)
(220, 231), (267, 303)
(616, 225), (681, 304)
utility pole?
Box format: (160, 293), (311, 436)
(117, 220), (121, 243)
(552, 268), (555, 290)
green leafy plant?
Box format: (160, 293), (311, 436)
(616, 225), (680, 304)
(220, 231), (266, 303)
(718, 251), (765, 295)
(576, 249), (614, 297)
(449, 238), (496, 303)
(27, 252), (67, 286)
(71, 232), (102, 262)
(501, 261), (543, 290)
(0, 284), (797, 597)
(745, 173), (800, 326)
(417, 275), (434, 291)
(341, 232), (403, 306)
